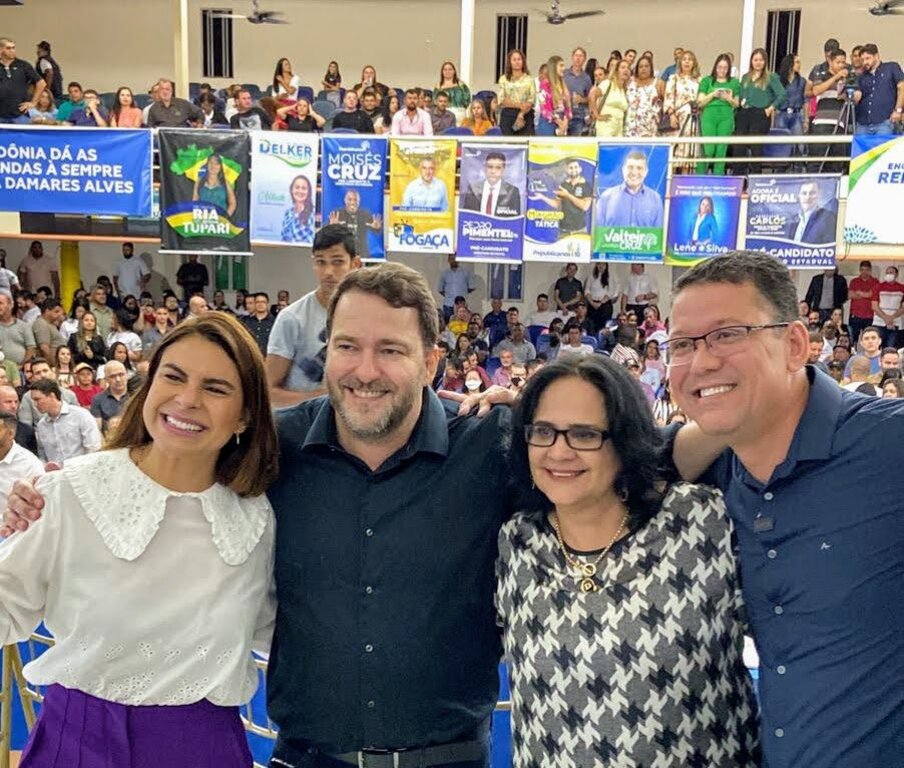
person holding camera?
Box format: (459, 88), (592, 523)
(852, 43), (904, 136)
(806, 48), (851, 172)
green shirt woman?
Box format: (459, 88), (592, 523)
(697, 55), (741, 175)
(732, 48), (786, 176)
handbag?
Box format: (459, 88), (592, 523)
(657, 76), (678, 135)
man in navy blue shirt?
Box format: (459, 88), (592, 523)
(853, 43), (904, 135)
(665, 251), (904, 768)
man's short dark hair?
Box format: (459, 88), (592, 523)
(859, 260), (872, 269)
(362, 88), (377, 99)
(537, 293), (549, 301)
(485, 151), (506, 165)
(405, 88), (419, 97)
(673, 250), (799, 323)
(808, 332), (824, 345)
(31, 378), (61, 400)
(881, 347), (899, 357)
(435, 90), (449, 100)
(507, 307), (519, 314)
(255, 291), (270, 302)
(30, 357), (50, 369)
(41, 297), (62, 313)
(313, 224), (356, 258)
(199, 93), (217, 107)
(831, 49), (847, 61)
(84, 89), (99, 98)
(67, 81), (83, 91)
(0, 411), (17, 432)
(824, 38), (840, 54)
(862, 326), (882, 337)
(861, 43), (879, 56)
(36, 285), (52, 296)
(852, 45), (864, 56)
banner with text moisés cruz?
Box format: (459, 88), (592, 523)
(524, 140), (595, 263)
(665, 176), (744, 266)
(159, 129), (251, 255)
(845, 135), (904, 245)
(0, 127), (152, 216)
(457, 144), (527, 263)
(745, 174), (840, 268)
(388, 138), (456, 253)
(593, 143), (668, 262)
(322, 136), (387, 261)
(250, 131), (319, 247)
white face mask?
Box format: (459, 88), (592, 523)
(885, 274), (896, 282)
(465, 379), (481, 392)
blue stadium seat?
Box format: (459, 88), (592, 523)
(475, 90), (497, 102)
(311, 100), (337, 120)
(526, 325), (545, 346)
(331, 127), (358, 134)
(296, 86), (315, 104)
(98, 92), (116, 111)
(763, 128), (794, 159)
(581, 335), (598, 350)
(536, 334), (551, 354)
(485, 126), (503, 136)
(132, 93), (151, 109)
(442, 126), (474, 135)
(188, 82), (201, 100)
(485, 356), (501, 378)
(242, 83), (262, 101)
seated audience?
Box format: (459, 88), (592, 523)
(31, 378), (102, 466)
(90, 360), (130, 434)
(71, 362), (104, 408)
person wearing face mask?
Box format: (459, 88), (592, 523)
(871, 266), (904, 349)
(509, 363), (527, 393)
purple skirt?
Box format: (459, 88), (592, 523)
(20, 684), (252, 768)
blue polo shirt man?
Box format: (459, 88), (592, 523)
(596, 151), (664, 228)
(854, 43), (904, 134)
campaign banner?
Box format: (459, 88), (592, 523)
(388, 138), (456, 253)
(457, 144), (527, 263)
(523, 140), (595, 263)
(250, 131), (319, 247)
(845, 135), (904, 244)
(593, 143), (669, 262)
(745, 174), (840, 268)
(159, 129), (251, 255)
(322, 136), (387, 260)
(665, 176), (744, 266)
(0, 127), (152, 216)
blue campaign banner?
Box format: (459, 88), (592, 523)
(457, 144), (526, 263)
(322, 136), (387, 260)
(665, 176), (744, 266)
(745, 174), (841, 268)
(0, 127), (152, 216)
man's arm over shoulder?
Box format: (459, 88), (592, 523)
(660, 422), (731, 489)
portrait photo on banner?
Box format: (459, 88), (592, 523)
(388, 138), (456, 254)
(524, 140), (596, 263)
(158, 129), (251, 255)
(457, 144), (527, 264)
(321, 136), (387, 261)
(745, 174), (841, 269)
(250, 131), (319, 247)
(845, 134), (904, 245)
(593, 143), (668, 263)
(665, 176), (744, 267)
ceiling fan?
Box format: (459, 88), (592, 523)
(537, 1), (605, 25)
(870, 0), (904, 14)
(211, 0), (287, 24)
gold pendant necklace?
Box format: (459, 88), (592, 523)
(550, 511), (628, 593)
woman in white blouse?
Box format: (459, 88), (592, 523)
(0, 313), (279, 768)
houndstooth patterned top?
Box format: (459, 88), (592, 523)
(496, 482), (760, 768)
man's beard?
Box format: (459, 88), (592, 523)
(328, 375), (420, 441)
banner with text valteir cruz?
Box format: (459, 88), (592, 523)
(159, 129), (251, 255)
(322, 136), (387, 261)
(745, 174), (840, 268)
(524, 140), (595, 263)
(457, 144), (527, 263)
(0, 127), (152, 216)
(593, 143), (668, 262)
(844, 135), (904, 245)
(665, 176), (744, 266)
(250, 131), (319, 247)
(388, 138), (456, 253)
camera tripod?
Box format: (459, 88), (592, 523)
(818, 87), (856, 174)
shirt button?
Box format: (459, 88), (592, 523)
(366, 700), (375, 708)
(767, 549), (777, 559)
(365, 586), (374, 595)
(365, 528), (374, 537)
(775, 728), (784, 738)
(774, 605), (784, 615)
(364, 643), (374, 653)
(763, 492), (774, 501)
(777, 665), (787, 675)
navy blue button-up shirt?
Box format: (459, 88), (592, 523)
(266, 390), (511, 752)
(703, 368), (904, 768)
(855, 61), (904, 125)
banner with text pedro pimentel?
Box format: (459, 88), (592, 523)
(745, 174), (840, 268)
(456, 144), (526, 263)
(0, 127), (151, 216)
(159, 129), (251, 255)
(524, 140), (595, 263)
(250, 131), (319, 247)
(845, 135), (904, 245)
(593, 143), (668, 263)
(322, 136), (387, 260)
(388, 138), (456, 254)
(665, 176), (744, 266)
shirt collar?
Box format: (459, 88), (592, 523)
(783, 366), (843, 465)
(622, 183), (647, 195)
(303, 388), (449, 460)
(0, 442), (21, 465)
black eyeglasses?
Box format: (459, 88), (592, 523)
(664, 323), (790, 366)
(524, 424), (610, 451)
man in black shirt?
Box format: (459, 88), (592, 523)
(240, 291), (275, 355)
(332, 89), (374, 133)
(554, 262), (584, 313)
(360, 89), (381, 130)
(229, 88), (272, 131)
(327, 190), (381, 259)
(35, 41), (63, 102)
(557, 159), (593, 235)
(175, 254), (209, 301)
(0, 37), (45, 124)
(146, 78), (203, 128)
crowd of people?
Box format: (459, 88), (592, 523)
(2, 37), (900, 176)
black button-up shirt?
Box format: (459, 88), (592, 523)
(240, 313), (274, 356)
(0, 58), (40, 118)
(267, 389), (510, 752)
(855, 61), (904, 126)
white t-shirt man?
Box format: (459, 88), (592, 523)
(0, 441), (44, 510)
(624, 272), (659, 307)
(266, 291), (328, 392)
(113, 256), (150, 299)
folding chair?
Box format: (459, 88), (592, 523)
(442, 126), (474, 136)
(581, 335), (598, 351)
(526, 325), (545, 346)
(485, 356), (501, 378)
(485, 126), (503, 136)
(296, 86), (315, 104)
(761, 128), (794, 173)
(311, 100), (337, 120)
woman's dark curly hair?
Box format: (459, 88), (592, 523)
(510, 354), (665, 531)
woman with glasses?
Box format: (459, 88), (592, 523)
(497, 354), (759, 767)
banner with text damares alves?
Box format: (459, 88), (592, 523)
(0, 127), (152, 216)
(523, 140), (595, 263)
(322, 136), (387, 260)
(456, 144), (527, 263)
(388, 138), (456, 254)
(250, 131), (319, 247)
(159, 129), (251, 255)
